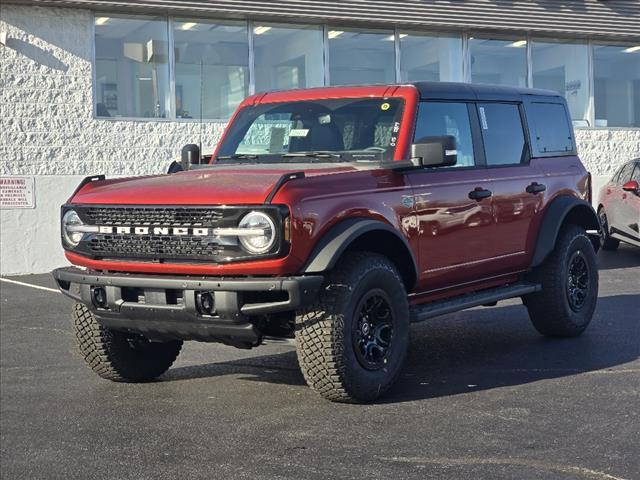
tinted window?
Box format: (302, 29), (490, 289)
(478, 103), (526, 166)
(632, 164), (640, 183)
(528, 102), (573, 154)
(617, 163), (635, 184)
(414, 102), (475, 167)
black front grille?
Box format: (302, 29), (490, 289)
(84, 207), (223, 227)
(88, 234), (225, 260)
(67, 205), (286, 263)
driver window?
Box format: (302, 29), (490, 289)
(413, 102), (475, 167)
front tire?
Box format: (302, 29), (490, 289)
(295, 252), (410, 403)
(598, 208), (619, 251)
(73, 303), (182, 382)
(524, 225), (598, 337)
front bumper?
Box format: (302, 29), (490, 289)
(53, 267), (323, 347)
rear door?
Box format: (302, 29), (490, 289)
(618, 162), (640, 242)
(407, 101), (496, 292)
(478, 102), (543, 273)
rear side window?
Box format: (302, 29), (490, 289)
(413, 102), (475, 167)
(632, 164), (640, 182)
(528, 102), (573, 154)
(478, 103), (526, 166)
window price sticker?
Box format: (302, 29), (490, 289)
(0, 176), (35, 209)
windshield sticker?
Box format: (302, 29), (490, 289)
(392, 122), (400, 134)
(289, 129), (309, 137)
(381, 102), (391, 111)
(479, 107), (488, 130)
(269, 127), (286, 153)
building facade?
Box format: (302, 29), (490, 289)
(1, 0), (639, 274)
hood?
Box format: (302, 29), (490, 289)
(70, 164), (359, 205)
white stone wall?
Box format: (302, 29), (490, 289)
(1, 4), (639, 275)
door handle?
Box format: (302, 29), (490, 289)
(526, 182), (547, 194)
(468, 187), (492, 200)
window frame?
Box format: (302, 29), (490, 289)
(475, 101), (532, 168)
(411, 100), (486, 171)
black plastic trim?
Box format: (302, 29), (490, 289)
(69, 175), (105, 201)
(531, 196), (600, 267)
(302, 218), (418, 288)
(264, 171), (305, 204)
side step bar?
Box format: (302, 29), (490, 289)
(409, 282), (541, 323)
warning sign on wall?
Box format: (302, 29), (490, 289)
(0, 177), (35, 209)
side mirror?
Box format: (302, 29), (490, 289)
(410, 136), (457, 168)
(622, 180), (639, 194)
(181, 144), (200, 167)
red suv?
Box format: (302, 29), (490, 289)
(54, 82), (601, 403)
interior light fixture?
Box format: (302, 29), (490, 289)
(328, 30), (344, 39)
(623, 45), (640, 53)
(95, 17), (110, 26)
(384, 33), (408, 41)
(253, 26), (272, 35)
(507, 40), (527, 48)
(181, 22), (197, 31)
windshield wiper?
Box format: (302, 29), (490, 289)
(216, 153), (259, 161)
(282, 151), (342, 159)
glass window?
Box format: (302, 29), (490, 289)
(328, 28), (395, 86)
(95, 15), (170, 118)
(173, 19), (249, 120)
(617, 163), (635, 184)
(400, 33), (463, 82)
(631, 164), (640, 183)
(531, 40), (589, 124)
(478, 103), (526, 165)
(253, 23), (324, 92)
(528, 102), (574, 153)
(593, 44), (640, 128)
(217, 98), (404, 162)
(469, 37), (527, 87)
(413, 102), (475, 167)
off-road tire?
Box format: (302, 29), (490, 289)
(598, 207), (619, 251)
(295, 252), (410, 403)
(73, 303), (182, 382)
(523, 225), (598, 337)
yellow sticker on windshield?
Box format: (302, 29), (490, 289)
(381, 102), (390, 111)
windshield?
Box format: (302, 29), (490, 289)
(216, 98), (404, 163)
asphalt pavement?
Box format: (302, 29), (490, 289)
(1, 246), (639, 479)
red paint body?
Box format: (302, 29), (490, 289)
(66, 84), (591, 304)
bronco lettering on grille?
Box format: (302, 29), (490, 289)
(98, 226), (211, 236)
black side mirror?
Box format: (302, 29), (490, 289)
(181, 144), (201, 167)
(410, 136), (457, 168)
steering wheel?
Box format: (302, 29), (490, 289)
(363, 146), (387, 152)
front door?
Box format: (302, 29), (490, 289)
(408, 101), (495, 293)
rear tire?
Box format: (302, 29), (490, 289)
(524, 225), (598, 337)
(598, 208), (620, 251)
(295, 252), (409, 403)
(73, 303), (182, 382)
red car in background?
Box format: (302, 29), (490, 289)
(597, 158), (640, 250)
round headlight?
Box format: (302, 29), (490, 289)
(62, 210), (84, 246)
(238, 211), (276, 254)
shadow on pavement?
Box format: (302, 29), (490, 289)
(163, 294), (639, 404)
(597, 244), (640, 270)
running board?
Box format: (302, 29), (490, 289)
(409, 282), (541, 323)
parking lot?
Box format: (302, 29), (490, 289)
(1, 246), (638, 480)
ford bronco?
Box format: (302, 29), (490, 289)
(53, 82), (600, 403)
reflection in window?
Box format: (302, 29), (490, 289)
(478, 103), (526, 165)
(95, 15), (170, 118)
(593, 44), (640, 128)
(532, 40), (590, 125)
(469, 37), (527, 87)
(400, 33), (463, 82)
(253, 23), (324, 92)
(328, 28), (395, 85)
(173, 19), (248, 119)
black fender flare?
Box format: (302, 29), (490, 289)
(531, 196), (600, 267)
(302, 218), (418, 289)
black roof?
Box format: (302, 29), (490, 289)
(411, 81), (562, 101)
